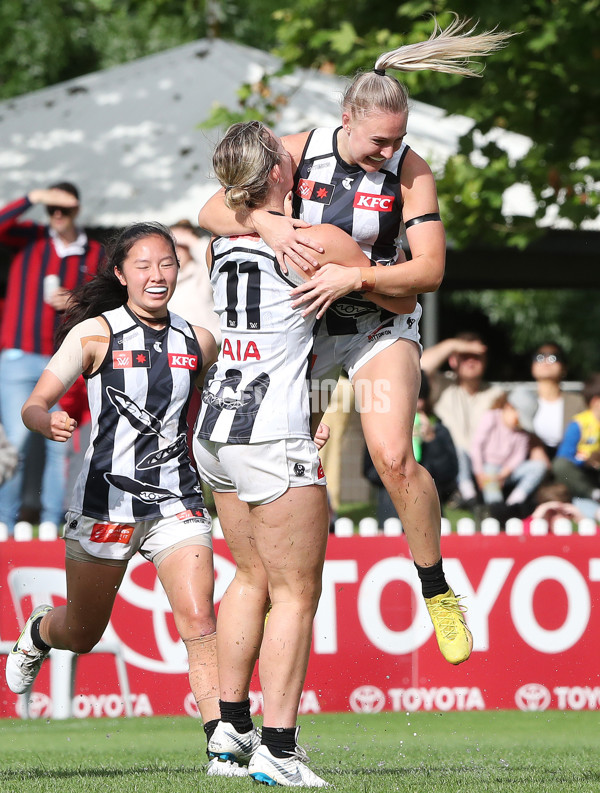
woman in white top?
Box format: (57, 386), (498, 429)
(530, 342), (585, 459)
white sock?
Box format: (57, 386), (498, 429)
(459, 481), (477, 501)
(506, 488), (527, 506)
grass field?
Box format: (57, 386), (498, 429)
(1, 711), (599, 792)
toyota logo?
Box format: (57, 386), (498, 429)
(349, 685), (386, 713)
(515, 683), (551, 711)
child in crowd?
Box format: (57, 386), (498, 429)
(552, 373), (600, 521)
(471, 389), (548, 515)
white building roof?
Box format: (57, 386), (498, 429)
(0, 37), (594, 230)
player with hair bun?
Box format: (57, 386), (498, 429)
(199, 16), (514, 671)
(196, 119), (416, 785)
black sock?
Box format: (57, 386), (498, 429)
(203, 718), (219, 745)
(219, 699), (254, 734)
(261, 726), (297, 758)
(415, 558), (448, 599)
(30, 616), (51, 653)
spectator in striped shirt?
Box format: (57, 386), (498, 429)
(0, 182), (104, 534)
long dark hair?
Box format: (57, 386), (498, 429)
(55, 221), (177, 346)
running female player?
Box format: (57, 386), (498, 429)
(7, 223), (227, 769)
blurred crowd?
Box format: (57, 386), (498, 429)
(1, 185), (598, 536)
(363, 332), (598, 530)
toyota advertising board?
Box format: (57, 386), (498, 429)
(1, 536), (599, 719)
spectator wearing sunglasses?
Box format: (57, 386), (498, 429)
(0, 183), (104, 535)
(530, 342), (585, 459)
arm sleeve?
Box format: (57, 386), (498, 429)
(556, 420), (582, 465)
(0, 196), (38, 247)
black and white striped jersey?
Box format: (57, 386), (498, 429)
(70, 305), (205, 522)
(292, 126), (409, 335)
(195, 234), (315, 444)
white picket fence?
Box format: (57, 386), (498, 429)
(1, 515), (597, 542)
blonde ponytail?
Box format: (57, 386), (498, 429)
(374, 15), (513, 77)
(343, 15), (514, 119)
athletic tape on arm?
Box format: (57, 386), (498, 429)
(45, 317), (108, 389)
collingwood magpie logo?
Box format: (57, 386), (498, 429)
(342, 177), (354, 190)
(199, 367), (271, 442)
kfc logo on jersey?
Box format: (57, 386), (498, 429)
(112, 350), (150, 368)
(90, 522), (134, 544)
(168, 353), (198, 369)
(353, 193), (395, 212)
(296, 179), (334, 205)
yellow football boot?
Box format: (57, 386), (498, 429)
(425, 588), (473, 665)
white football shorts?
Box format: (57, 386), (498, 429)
(311, 303), (422, 385)
(193, 437), (326, 505)
(63, 508), (212, 567)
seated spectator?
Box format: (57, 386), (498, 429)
(552, 373), (600, 522)
(530, 342), (585, 459)
(421, 332), (503, 509)
(471, 389), (547, 518)
(363, 371), (458, 526)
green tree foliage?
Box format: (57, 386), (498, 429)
(0, 0), (267, 99)
(1, 1), (597, 372)
(267, 0), (600, 374)
(270, 0), (600, 247)
(449, 289), (600, 377)
(0, 1), (206, 98)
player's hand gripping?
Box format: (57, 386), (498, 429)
(253, 209), (323, 274)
